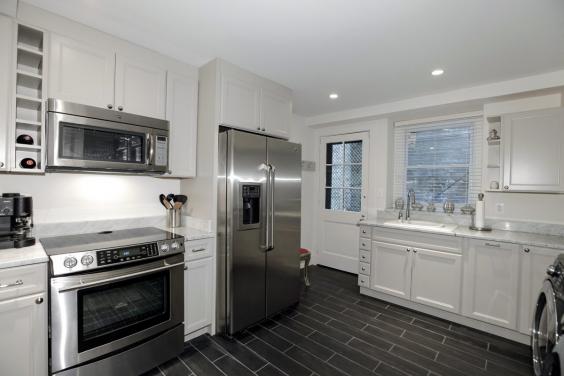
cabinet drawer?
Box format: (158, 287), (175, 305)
(359, 238), (371, 250)
(359, 250), (371, 263)
(0, 263), (46, 301)
(372, 227), (461, 254)
(358, 275), (370, 288)
(359, 225), (371, 238)
(185, 238), (214, 262)
(359, 262), (371, 276)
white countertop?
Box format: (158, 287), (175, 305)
(0, 243), (49, 270)
(160, 225), (215, 241)
(361, 219), (564, 250)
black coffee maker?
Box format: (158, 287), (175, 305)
(0, 193), (35, 249)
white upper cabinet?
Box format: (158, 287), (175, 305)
(49, 33), (115, 109)
(0, 14), (13, 171)
(115, 55), (166, 118)
(502, 107), (564, 192)
(370, 241), (412, 299)
(462, 239), (520, 329)
(166, 71), (198, 177)
(519, 245), (557, 335)
(220, 67), (260, 131)
(411, 247), (462, 313)
(218, 60), (292, 138)
(260, 86), (292, 138)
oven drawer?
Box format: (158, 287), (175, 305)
(185, 238), (214, 262)
(0, 263), (46, 302)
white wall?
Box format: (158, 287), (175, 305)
(0, 173), (180, 223)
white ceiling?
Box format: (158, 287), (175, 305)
(23, 0), (564, 116)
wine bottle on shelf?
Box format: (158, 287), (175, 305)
(20, 158), (37, 169)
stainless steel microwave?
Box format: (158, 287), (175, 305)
(46, 99), (169, 173)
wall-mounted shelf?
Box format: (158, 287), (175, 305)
(12, 23), (45, 173)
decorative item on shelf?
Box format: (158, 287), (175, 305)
(470, 193), (492, 231)
(460, 204), (475, 215)
(490, 180), (500, 190)
(426, 202), (436, 212)
(443, 199), (455, 214)
(19, 158), (37, 169)
(16, 134), (34, 145)
(487, 129), (500, 144)
(394, 197), (405, 210)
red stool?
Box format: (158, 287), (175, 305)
(298, 248), (311, 286)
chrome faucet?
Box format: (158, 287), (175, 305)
(405, 189), (416, 221)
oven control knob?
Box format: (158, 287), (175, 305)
(160, 243), (170, 253)
(81, 255), (94, 266)
(64, 257), (78, 269)
(171, 241), (180, 250)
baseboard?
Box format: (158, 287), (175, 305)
(184, 325), (212, 341)
(360, 287), (530, 345)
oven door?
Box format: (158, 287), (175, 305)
(47, 111), (160, 172)
(50, 253), (184, 374)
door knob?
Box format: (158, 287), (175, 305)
(107, 104), (113, 109)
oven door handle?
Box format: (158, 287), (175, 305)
(56, 261), (185, 293)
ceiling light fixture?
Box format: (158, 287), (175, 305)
(329, 93), (339, 99)
(431, 69), (444, 76)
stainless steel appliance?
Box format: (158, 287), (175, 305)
(46, 99), (169, 173)
(41, 227), (185, 376)
(0, 193), (35, 249)
(217, 128), (302, 335)
(532, 254), (564, 376)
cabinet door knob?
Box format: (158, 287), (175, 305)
(35, 297), (44, 304)
(504, 185), (509, 190)
(406, 248), (411, 252)
(261, 128), (266, 131)
(257, 127), (261, 131)
(118, 106), (124, 111)
(107, 104), (113, 109)
(524, 248), (530, 253)
(0, 161), (4, 168)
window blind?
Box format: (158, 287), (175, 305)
(392, 117), (483, 210)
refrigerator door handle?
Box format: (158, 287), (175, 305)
(269, 164), (276, 250)
(259, 163), (271, 251)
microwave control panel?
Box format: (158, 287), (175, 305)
(155, 136), (168, 166)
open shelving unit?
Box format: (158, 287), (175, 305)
(13, 24), (45, 173)
(485, 115), (502, 191)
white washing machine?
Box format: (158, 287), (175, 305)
(532, 254), (564, 376)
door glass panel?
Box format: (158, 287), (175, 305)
(78, 271), (169, 352)
(325, 139), (363, 212)
(60, 123), (145, 163)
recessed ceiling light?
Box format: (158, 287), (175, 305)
(431, 69), (444, 76)
(329, 93), (339, 99)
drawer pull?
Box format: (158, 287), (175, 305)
(191, 248), (206, 253)
(485, 242), (500, 248)
(0, 279), (23, 288)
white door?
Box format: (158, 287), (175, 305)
(411, 247), (462, 313)
(220, 71), (260, 131)
(502, 108), (564, 192)
(462, 239), (520, 329)
(0, 292), (47, 376)
(184, 257), (213, 335)
(519, 246), (558, 334)
(0, 15), (13, 171)
(318, 132), (369, 273)
(166, 71), (198, 177)
(49, 33), (115, 109)
(260, 87), (291, 139)
(370, 241), (412, 299)
(114, 54), (166, 118)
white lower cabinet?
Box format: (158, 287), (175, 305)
(462, 239), (520, 329)
(184, 256), (213, 335)
(411, 248), (462, 313)
(0, 263), (47, 376)
(370, 241), (412, 299)
(519, 245), (557, 334)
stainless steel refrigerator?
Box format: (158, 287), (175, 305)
(217, 128), (302, 335)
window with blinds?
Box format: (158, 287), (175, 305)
(393, 118), (482, 210)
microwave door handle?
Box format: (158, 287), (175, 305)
(146, 134), (154, 165)
(56, 261), (185, 292)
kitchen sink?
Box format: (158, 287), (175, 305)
(383, 219), (457, 233)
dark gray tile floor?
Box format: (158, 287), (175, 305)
(144, 266), (533, 376)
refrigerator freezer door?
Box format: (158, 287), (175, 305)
(266, 138), (302, 316)
(225, 130), (268, 334)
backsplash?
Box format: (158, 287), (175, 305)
(376, 209), (564, 237)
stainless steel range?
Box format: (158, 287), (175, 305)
(41, 227), (185, 376)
